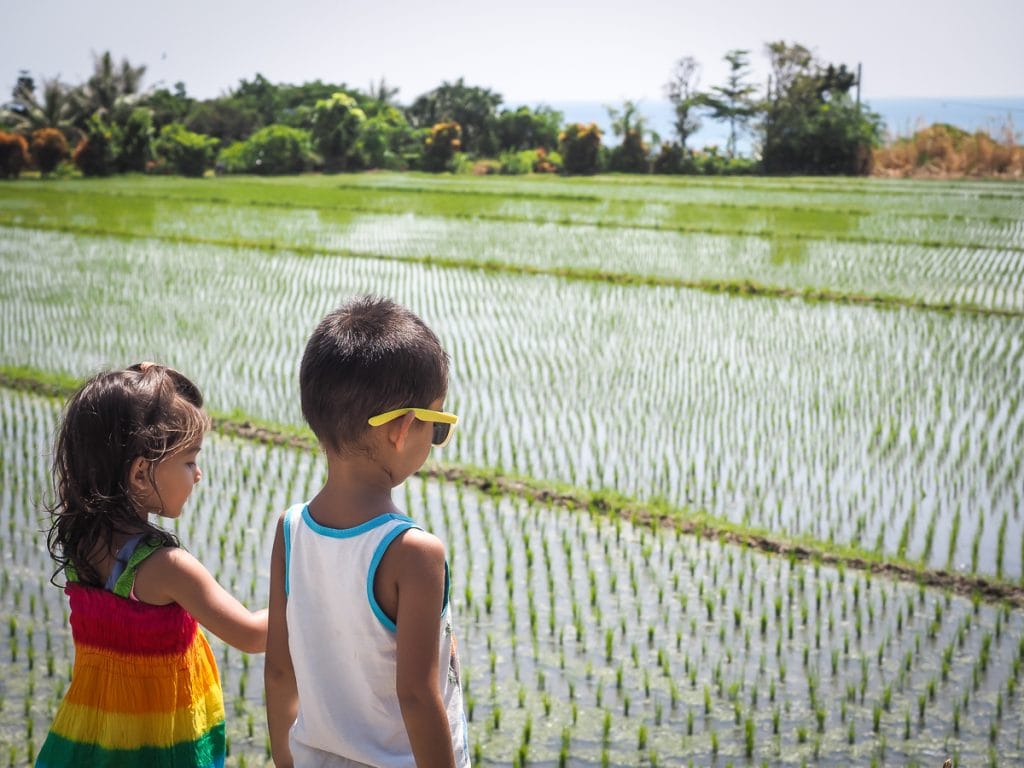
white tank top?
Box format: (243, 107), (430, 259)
(283, 503), (470, 768)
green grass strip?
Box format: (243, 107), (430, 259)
(3, 219), (1020, 320)
(5, 365), (1022, 607)
(8, 183), (1023, 249)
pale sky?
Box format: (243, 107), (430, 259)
(4, 0), (1022, 105)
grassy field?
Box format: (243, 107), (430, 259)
(1, 172), (1022, 765)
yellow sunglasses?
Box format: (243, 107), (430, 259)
(367, 408), (458, 448)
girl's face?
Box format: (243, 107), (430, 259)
(138, 441), (203, 519)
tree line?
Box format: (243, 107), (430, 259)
(0, 43), (881, 179)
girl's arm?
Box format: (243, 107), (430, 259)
(393, 529), (457, 768)
(265, 513), (298, 768)
(133, 546), (268, 653)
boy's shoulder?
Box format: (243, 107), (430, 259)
(385, 526), (447, 580)
(391, 525), (445, 558)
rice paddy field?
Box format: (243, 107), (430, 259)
(1, 173), (1022, 765)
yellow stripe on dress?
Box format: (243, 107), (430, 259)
(48, 681), (225, 750)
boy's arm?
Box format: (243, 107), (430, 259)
(265, 513), (298, 768)
(393, 529), (457, 768)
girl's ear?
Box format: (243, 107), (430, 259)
(127, 456), (153, 495)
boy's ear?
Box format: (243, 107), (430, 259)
(127, 456), (152, 494)
(388, 412), (417, 451)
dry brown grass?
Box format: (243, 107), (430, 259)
(872, 123), (1024, 178)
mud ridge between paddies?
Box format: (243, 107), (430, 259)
(5, 367), (1022, 609)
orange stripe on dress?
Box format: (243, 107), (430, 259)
(64, 633), (221, 714)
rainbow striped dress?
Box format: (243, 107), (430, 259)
(35, 541), (226, 767)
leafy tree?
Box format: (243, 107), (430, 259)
(30, 127), (70, 174)
(116, 108), (154, 172)
(218, 124), (312, 175)
(664, 56), (703, 152)
(229, 74), (280, 128)
(407, 79), (502, 156)
(73, 114), (117, 176)
(496, 105), (563, 151)
(0, 131), (29, 178)
(558, 123), (602, 175)
(143, 82), (193, 131)
(155, 123), (218, 177)
(760, 41), (881, 174)
(702, 49), (758, 158)
(185, 99), (261, 143)
(357, 106), (416, 170)
(606, 100), (650, 173)
(309, 92), (367, 171)
(421, 122), (461, 172)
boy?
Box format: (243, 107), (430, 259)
(265, 296), (469, 768)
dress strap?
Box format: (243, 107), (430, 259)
(104, 533), (145, 591)
(110, 537), (166, 599)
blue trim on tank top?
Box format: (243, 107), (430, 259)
(283, 505), (296, 596)
(367, 528), (452, 633)
(367, 522), (419, 632)
(301, 504), (415, 538)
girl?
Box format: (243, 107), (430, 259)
(35, 362), (267, 768)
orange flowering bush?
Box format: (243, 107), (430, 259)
(0, 131), (29, 179)
(422, 122), (461, 172)
(558, 123), (602, 175)
(31, 128), (69, 175)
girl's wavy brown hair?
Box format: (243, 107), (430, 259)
(45, 363), (210, 587)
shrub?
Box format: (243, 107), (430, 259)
(217, 124), (312, 175)
(155, 123), (218, 177)
(73, 115), (116, 177)
(652, 142), (686, 174)
(535, 148), (562, 173)
(498, 147), (562, 175)
(499, 149), (536, 175)
(559, 123), (602, 175)
(310, 92), (366, 172)
(357, 106), (416, 170)
(608, 130), (649, 173)
(0, 131), (30, 179)
(422, 122), (462, 172)
(691, 145), (758, 175)
(30, 129), (70, 175)
(117, 108), (154, 173)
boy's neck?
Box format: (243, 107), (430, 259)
(307, 453), (398, 528)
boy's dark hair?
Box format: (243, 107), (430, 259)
(300, 296), (449, 454)
(45, 363), (210, 587)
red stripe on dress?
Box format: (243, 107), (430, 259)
(67, 584), (198, 655)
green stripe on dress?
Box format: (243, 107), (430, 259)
(34, 720), (225, 768)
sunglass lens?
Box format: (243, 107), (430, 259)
(432, 422), (452, 447)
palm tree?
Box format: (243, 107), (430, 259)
(69, 51), (148, 127)
(2, 74), (77, 137)
(367, 77), (400, 107)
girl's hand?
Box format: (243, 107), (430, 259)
(133, 547), (268, 653)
